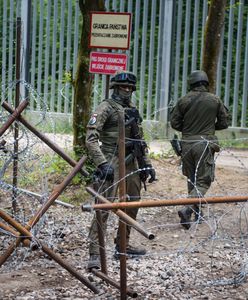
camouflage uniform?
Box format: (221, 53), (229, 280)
(86, 97), (152, 256)
(170, 83), (229, 227)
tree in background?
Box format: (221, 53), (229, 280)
(73, 0), (105, 158)
(202, 0), (227, 93)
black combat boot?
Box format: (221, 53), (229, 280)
(178, 206), (193, 229)
(114, 245), (146, 259)
(87, 254), (100, 270)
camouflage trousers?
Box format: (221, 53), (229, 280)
(180, 139), (215, 212)
(88, 154), (141, 256)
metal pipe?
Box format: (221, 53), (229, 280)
(27, 156), (87, 229)
(0, 99), (29, 137)
(86, 186), (155, 240)
(92, 178), (108, 274)
(118, 110), (127, 300)
(96, 209), (108, 274)
(41, 244), (99, 294)
(1, 101), (89, 177)
(91, 269), (138, 298)
(13, 187), (75, 208)
(0, 238), (22, 266)
(0, 209), (99, 294)
(84, 195), (248, 210)
(0, 157), (87, 266)
(0, 221), (30, 247)
(12, 17), (22, 212)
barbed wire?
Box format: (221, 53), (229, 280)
(0, 84), (248, 298)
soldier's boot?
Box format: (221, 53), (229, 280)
(194, 206), (204, 223)
(114, 244), (146, 259)
(178, 206), (193, 230)
(87, 254), (100, 270)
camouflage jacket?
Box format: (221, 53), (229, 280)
(86, 98), (150, 167)
(170, 86), (229, 138)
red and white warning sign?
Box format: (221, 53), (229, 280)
(89, 51), (128, 75)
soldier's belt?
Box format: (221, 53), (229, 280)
(182, 134), (217, 141)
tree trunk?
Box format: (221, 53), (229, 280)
(73, 0), (105, 158)
(201, 0), (227, 93)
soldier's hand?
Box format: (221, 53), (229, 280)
(97, 163), (114, 182)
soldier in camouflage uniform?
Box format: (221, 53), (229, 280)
(170, 70), (229, 229)
(86, 71), (156, 269)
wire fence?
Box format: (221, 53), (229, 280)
(1, 0), (247, 129)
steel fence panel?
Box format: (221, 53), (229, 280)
(37, 0), (44, 104)
(159, 0), (173, 123)
(241, 14), (248, 128)
(139, 0), (148, 117)
(43, 0), (52, 107)
(154, 0), (164, 121)
(57, 0), (66, 113)
(182, 0), (191, 96)
(1, 0), (247, 131)
(224, 0), (235, 108)
(173, 0), (183, 104)
(64, 0), (73, 114)
(7, 0), (15, 104)
(1, 0), (8, 101)
(51, 0), (58, 112)
(232, 1), (244, 127)
(147, 0), (157, 119)
(200, 0), (208, 67)
(191, 0), (200, 72)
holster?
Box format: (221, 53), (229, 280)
(170, 134), (182, 156)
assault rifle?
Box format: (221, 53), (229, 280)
(170, 134), (182, 156)
(125, 108), (148, 190)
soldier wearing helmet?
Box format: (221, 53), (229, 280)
(170, 70), (229, 230)
(85, 70), (156, 269)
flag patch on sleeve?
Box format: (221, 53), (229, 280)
(89, 113), (98, 125)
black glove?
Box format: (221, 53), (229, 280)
(96, 163), (114, 182)
(146, 164), (156, 183)
(140, 164), (156, 183)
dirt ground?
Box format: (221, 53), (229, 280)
(0, 147), (248, 299)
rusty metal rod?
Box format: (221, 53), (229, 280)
(0, 100), (29, 137)
(96, 209), (108, 274)
(1, 101), (89, 177)
(0, 209), (99, 294)
(0, 237), (22, 267)
(84, 195), (248, 210)
(91, 269), (138, 298)
(118, 110), (127, 300)
(0, 157), (87, 267)
(28, 156), (87, 229)
(0, 221), (30, 247)
(86, 186), (155, 240)
(41, 244), (99, 294)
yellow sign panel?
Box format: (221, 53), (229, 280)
(89, 12), (131, 50)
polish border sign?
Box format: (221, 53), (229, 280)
(89, 52), (128, 75)
(89, 12), (131, 50)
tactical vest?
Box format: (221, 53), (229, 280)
(100, 99), (138, 151)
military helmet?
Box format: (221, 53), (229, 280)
(110, 70), (137, 91)
(188, 70), (209, 86)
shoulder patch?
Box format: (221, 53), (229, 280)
(88, 113), (98, 125)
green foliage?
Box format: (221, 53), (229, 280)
(62, 71), (73, 85)
(219, 138), (248, 149)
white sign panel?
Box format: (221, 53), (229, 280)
(89, 12), (131, 50)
